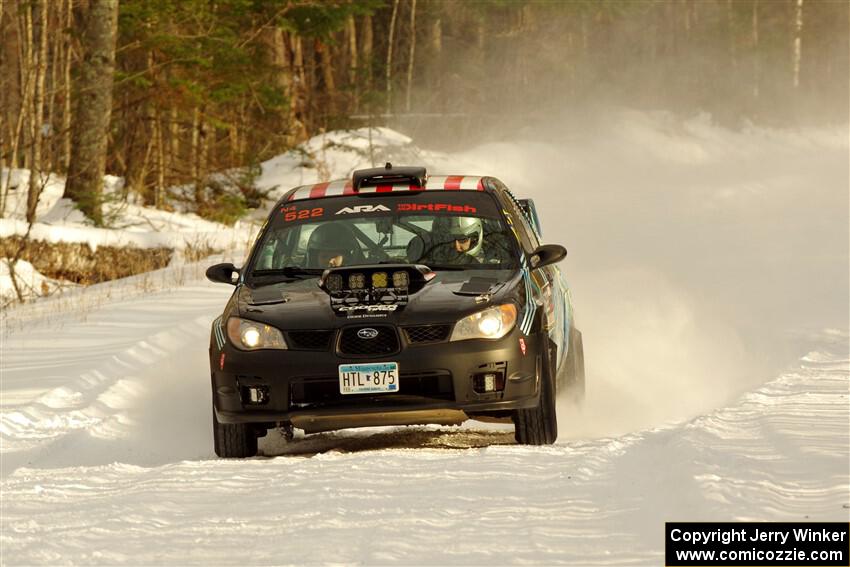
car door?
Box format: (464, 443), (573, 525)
(494, 182), (571, 371)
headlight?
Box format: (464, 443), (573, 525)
(450, 304), (518, 341)
(226, 317), (287, 351)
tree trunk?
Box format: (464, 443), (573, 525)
(792, 0), (804, 88)
(168, 106), (179, 180)
(26, 0), (48, 224)
(19, 5), (33, 172)
(347, 15), (358, 111)
(0, 0), (24, 217)
(61, 0), (73, 172)
(198, 112), (208, 204)
(727, 0), (738, 72)
(405, 0), (417, 113)
(385, 0), (399, 117)
(64, 0), (119, 226)
(291, 34), (308, 142)
(315, 38), (336, 118)
(46, 2), (60, 173)
(153, 108), (164, 208)
(362, 14), (373, 85)
(752, 0), (760, 100)
(426, 15), (441, 109)
(190, 106), (200, 202)
(430, 16), (441, 57)
(270, 27), (296, 144)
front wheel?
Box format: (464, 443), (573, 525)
(513, 344), (558, 445)
(212, 405), (258, 458)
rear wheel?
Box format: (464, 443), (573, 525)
(513, 342), (558, 445)
(212, 405), (258, 458)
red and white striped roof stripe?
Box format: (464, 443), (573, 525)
(285, 175), (486, 201)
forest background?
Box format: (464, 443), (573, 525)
(1, 0), (847, 225)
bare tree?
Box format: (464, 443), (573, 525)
(405, 0), (417, 113)
(316, 38), (337, 117)
(792, 0), (804, 88)
(752, 0), (760, 100)
(346, 15), (358, 112)
(64, 0), (119, 226)
(26, 0), (48, 223)
(385, 0), (399, 117)
(61, 0), (74, 172)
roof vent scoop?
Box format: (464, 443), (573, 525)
(352, 163), (427, 191)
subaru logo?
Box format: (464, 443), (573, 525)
(357, 328), (379, 340)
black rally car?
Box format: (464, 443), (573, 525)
(206, 165), (584, 457)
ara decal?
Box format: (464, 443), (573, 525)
(336, 204), (391, 214)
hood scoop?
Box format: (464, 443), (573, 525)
(453, 277), (503, 297)
(244, 286), (291, 306)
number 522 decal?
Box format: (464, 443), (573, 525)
(279, 206), (324, 222)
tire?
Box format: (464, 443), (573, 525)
(513, 341), (558, 445)
(212, 404), (258, 458)
(564, 328), (586, 403)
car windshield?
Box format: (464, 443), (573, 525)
(249, 192), (519, 279)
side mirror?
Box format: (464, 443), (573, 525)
(529, 244), (567, 269)
(206, 262), (239, 285)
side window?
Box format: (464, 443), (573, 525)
(507, 192), (540, 249)
(494, 184), (538, 253)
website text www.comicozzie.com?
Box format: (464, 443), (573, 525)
(665, 523), (849, 566)
(673, 547), (844, 564)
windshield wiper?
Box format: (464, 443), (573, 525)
(251, 266), (324, 279)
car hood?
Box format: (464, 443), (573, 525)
(235, 269), (520, 330)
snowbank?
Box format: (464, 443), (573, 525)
(0, 127), (425, 305)
(0, 259), (70, 304)
(258, 127), (419, 199)
(0, 126), (419, 258)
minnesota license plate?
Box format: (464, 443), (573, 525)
(339, 362), (399, 395)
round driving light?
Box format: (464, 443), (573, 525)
(392, 271), (409, 288)
(326, 273), (343, 291)
(349, 273), (365, 289)
(372, 272), (388, 288)
(242, 327), (261, 348)
(478, 316), (501, 337)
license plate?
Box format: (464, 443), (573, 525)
(339, 362), (399, 395)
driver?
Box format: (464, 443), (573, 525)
(425, 216), (484, 265)
(306, 223), (356, 268)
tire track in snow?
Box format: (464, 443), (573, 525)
(0, 333), (846, 565)
(1, 283), (231, 470)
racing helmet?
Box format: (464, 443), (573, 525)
(446, 216), (484, 255)
(306, 222), (356, 267)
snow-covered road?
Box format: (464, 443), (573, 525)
(1, 113), (848, 564)
(1, 276), (847, 564)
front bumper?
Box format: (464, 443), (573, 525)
(210, 325), (542, 428)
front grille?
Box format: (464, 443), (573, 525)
(338, 326), (399, 356)
(403, 324), (452, 344)
(287, 330), (334, 351)
(290, 371), (454, 409)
